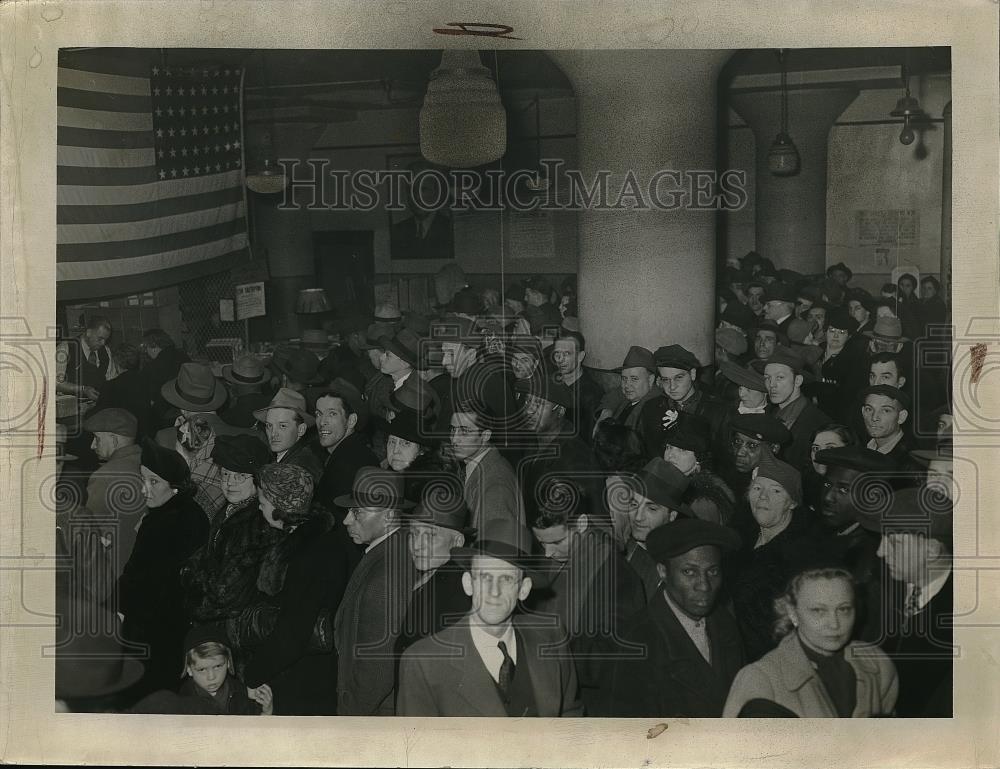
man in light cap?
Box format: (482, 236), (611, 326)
(859, 486), (953, 716)
(397, 518), (583, 717)
(80, 408), (147, 599)
(608, 518), (743, 717)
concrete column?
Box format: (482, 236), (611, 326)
(730, 88), (856, 275)
(549, 51), (731, 370)
(940, 101), (952, 298)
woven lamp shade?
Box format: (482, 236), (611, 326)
(419, 50), (506, 168)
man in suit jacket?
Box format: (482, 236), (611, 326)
(252, 387), (324, 482)
(450, 405), (524, 530)
(608, 518), (744, 717)
(333, 468), (417, 715)
(596, 346), (660, 439)
(397, 519), (583, 717)
(860, 486), (954, 717)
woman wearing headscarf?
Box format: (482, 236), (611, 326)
(727, 454), (819, 663)
(182, 435), (281, 636)
(724, 566), (897, 717)
(118, 439), (209, 695)
(237, 463), (359, 715)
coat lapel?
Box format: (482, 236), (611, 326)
(648, 595), (720, 696)
(445, 619), (506, 716)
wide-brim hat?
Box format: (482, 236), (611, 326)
(161, 362), (227, 412)
(210, 433), (272, 474)
(827, 261), (853, 280)
(389, 374), (435, 417)
(300, 329), (332, 354)
(646, 518), (741, 564)
(623, 458), (694, 517)
(451, 518), (549, 587)
(379, 328), (426, 370)
(252, 387), (316, 427)
(222, 353), (269, 386)
(863, 316), (909, 343)
(617, 345), (656, 373)
(357, 321), (398, 351)
(910, 441), (953, 465)
(407, 476), (475, 538)
(55, 600), (145, 700)
(719, 360), (767, 393)
(384, 408), (432, 446)
(856, 485), (952, 545)
(751, 347), (815, 382)
(430, 314), (479, 345)
(333, 466), (416, 510)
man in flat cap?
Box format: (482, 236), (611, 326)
(596, 346), (660, 436)
(78, 408), (147, 602)
(397, 519), (583, 717)
(608, 518), (743, 717)
(811, 446), (899, 641)
(623, 458), (695, 602)
(860, 385), (914, 468)
(859, 486), (953, 716)
(754, 347), (831, 473)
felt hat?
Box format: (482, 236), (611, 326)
(252, 387), (316, 427)
(451, 518), (549, 587)
(210, 434), (272, 474)
(719, 360), (767, 393)
(222, 353), (269, 386)
(358, 321), (399, 351)
(385, 408), (432, 446)
(618, 345), (656, 373)
(825, 307), (858, 334)
(161, 362), (226, 412)
(755, 454), (802, 505)
(183, 623), (231, 654)
(814, 446), (899, 473)
(624, 458), (694, 517)
(389, 374), (436, 417)
(654, 344), (701, 372)
(449, 287), (483, 316)
(140, 437), (191, 488)
(719, 301), (757, 331)
(407, 475), (474, 537)
(863, 316), (909, 343)
(83, 408), (137, 439)
(300, 329), (331, 354)
(730, 413), (791, 445)
(270, 345), (321, 385)
(827, 262), (853, 281)
(55, 599), (144, 700)
(763, 282), (797, 304)
(910, 441), (953, 465)
(430, 314), (479, 344)
(716, 327), (748, 356)
(334, 466), (416, 510)
(856, 486), (952, 545)
(753, 320), (788, 346)
(661, 411), (712, 455)
(379, 328), (426, 370)
(645, 517), (741, 564)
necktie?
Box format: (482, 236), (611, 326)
(88, 349), (98, 366)
(497, 640), (515, 700)
(904, 584), (922, 623)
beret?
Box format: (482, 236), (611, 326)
(654, 344), (701, 372)
(83, 408), (138, 439)
(646, 517), (742, 564)
(814, 446), (899, 473)
(861, 384), (912, 412)
(730, 413), (791, 445)
(210, 434), (271, 474)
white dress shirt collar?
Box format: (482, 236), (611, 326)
(907, 562), (952, 611)
(662, 590), (712, 664)
(468, 617), (517, 683)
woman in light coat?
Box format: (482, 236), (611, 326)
(723, 566), (898, 717)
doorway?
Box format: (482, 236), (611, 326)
(313, 230), (375, 332)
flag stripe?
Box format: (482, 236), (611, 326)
(57, 86), (152, 113)
(59, 235), (248, 280)
(58, 169), (244, 206)
(57, 145), (156, 168)
(58, 164), (158, 186)
(58, 125), (155, 149)
(57, 105), (153, 132)
(58, 219), (249, 262)
(57, 248), (249, 302)
(57, 67), (151, 96)
(59, 201), (246, 244)
(58, 185), (245, 225)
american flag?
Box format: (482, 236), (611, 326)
(57, 50), (250, 301)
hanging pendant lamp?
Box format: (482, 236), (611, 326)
(890, 66), (925, 146)
(245, 52), (287, 194)
(767, 49), (800, 177)
(419, 50), (507, 168)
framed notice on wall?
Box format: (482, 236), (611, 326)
(856, 209), (920, 246)
(235, 281), (266, 320)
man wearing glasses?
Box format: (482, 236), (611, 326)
(716, 413), (790, 500)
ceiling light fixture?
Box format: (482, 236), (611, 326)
(767, 49), (800, 177)
(890, 65), (925, 146)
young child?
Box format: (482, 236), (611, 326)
(179, 625), (273, 715)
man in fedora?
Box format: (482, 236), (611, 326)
(333, 467), (417, 715)
(753, 347), (831, 473)
(156, 362), (255, 519)
(623, 458), (695, 602)
(313, 379), (376, 529)
(529, 478), (645, 715)
(596, 345), (659, 436)
(396, 518), (583, 717)
(270, 344), (320, 396)
(608, 517), (743, 717)
(859, 486), (953, 716)
(219, 353), (272, 429)
(396, 476), (474, 662)
(80, 408), (147, 598)
(826, 261), (853, 287)
(377, 327), (424, 394)
(252, 387), (324, 482)
(863, 316), (909, 356)
(761, 282), (797, 335)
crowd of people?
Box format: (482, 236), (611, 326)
(54, 258), (954, 718)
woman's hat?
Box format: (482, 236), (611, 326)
(222, 354), (269, 386)
(754, 454), (802, 505)
(252, 387), (315, 427)
(624, 458), (694, 517)
(334, 466), (416, 510)
(210, 434), (272, 474)
(385, 408), (431, 446)
(825, 307), (858, 334)
(451, 518), (549, 587)
(55, 599), (145, 700)
(719, 360), (767, 393)
(161, 362), (226, 412)
(257, 462), (315, 522)
(140, 437), (191, 487)
(863, 316), (909, 343)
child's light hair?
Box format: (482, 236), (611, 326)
(182, 640), (235, 677)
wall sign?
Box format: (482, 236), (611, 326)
(235, 281), (266, 320)
(856, 209), (920, 246)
